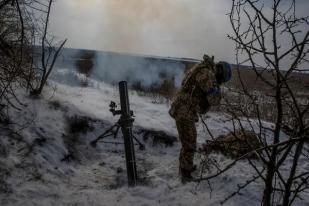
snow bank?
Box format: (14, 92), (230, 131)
(0, 74), (308, 206)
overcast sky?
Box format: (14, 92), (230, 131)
(50, 0), (309, 64)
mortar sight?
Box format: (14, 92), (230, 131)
(109, 101), (121, 116)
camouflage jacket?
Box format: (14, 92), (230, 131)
(169, 56), (221, 121)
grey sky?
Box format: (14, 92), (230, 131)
(49, 0), (309, 64)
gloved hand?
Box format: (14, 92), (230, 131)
(206, 86), (222, 106)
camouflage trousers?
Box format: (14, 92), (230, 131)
(175, 119), (197, 171)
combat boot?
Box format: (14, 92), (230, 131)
(180, 168), (193, 183)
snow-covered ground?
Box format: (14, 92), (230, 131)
(0, 72), (308, 206)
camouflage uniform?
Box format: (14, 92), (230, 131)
(169, 55), (222, 171)
(201, 129), (261, 159)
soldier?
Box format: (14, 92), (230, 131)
(169, 54), (232, 183)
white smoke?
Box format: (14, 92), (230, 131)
(91, 52), (186, 87)
(52, 49), (188, 88)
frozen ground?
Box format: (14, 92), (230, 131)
(0, 73), (308, 206)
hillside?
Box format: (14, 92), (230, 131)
(0, 70), (308, 205)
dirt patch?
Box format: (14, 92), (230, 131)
(66, 115), (94, 134)
(48, 100), (69, 112)
(62, 116), (95, 162)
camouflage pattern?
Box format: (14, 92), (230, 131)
(201, 129), (261, 159)
(176, 119), (196, 171)
(169, 55), (222, 171)
(169, 55), (221, 121)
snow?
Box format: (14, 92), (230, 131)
(51, 79), (177, 135)
(0, 72), (308, 206)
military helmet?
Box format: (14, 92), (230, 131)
(217, 61), (232, 83)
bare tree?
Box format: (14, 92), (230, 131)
(30, 0), (67, 95)
(196, 0), (309, 205)
(0, 0), (34, 120)
(0, 0), (66, 121)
